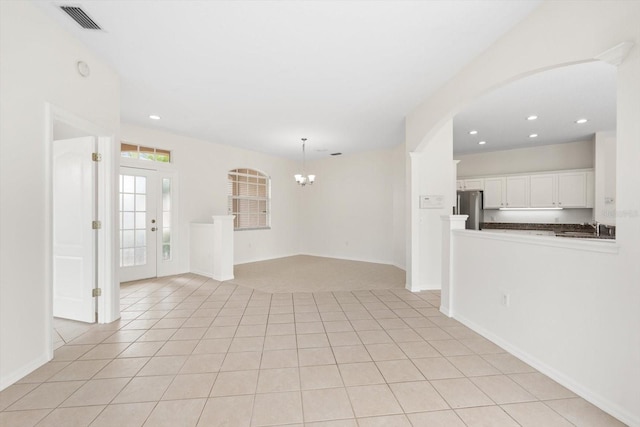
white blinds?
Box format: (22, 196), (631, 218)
(228, 168), (270, 229)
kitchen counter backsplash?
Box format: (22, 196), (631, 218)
(481, 222), (616, 239)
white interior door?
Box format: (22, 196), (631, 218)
(53, 136), (97, 323)
(119, 167), (158, 282)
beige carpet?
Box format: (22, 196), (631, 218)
(229, 255), (406, 293)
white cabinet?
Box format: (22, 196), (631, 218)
(464, 178), (484, 191)
(460, 169), (594, 210)
(457, 179), (484, 191)
(505, 176), (529, 208)
(558, 172), (587, 207)
(529, 174), (557, 208)
(483, 177), (506, 208)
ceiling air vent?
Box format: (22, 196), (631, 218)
(60, 6), (102, 30)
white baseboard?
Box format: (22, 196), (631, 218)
(391, 262), (407, 271)
(439, 305), (452, 317)
(189, 268), (213, 279)
(454, 313), (639, 427)
(406, 282), (441, 292)
(0, 352), (50, 391)
(299, 252), (397, 267)
(233, 252), (300, 266)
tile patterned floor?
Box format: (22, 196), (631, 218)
(0, 273), (627, 426)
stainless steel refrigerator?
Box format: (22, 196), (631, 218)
(457, 190), (483, 230)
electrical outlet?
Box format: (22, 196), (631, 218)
(501, 292), (510, 307)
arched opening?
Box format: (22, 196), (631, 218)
(453, 61), (617, 233)
(407, 58), (621, 293)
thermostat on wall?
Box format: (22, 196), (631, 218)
(420, 195), (444, 209)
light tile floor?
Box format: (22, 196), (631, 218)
(0, 273), (627, 426)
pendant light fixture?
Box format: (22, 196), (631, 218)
(294, 138), (315, 186)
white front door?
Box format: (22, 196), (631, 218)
(53, 136), (97, 323)
(119, 167), (158, 282)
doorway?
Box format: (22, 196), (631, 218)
(46, 104), (118, 360)
(119, 165), (175, 282)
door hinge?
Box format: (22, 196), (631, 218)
(92, 220), (102, 230)
(92, 152), (102, 162)
(92, 288), (102, 297)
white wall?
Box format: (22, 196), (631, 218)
(456, 139), (594, 177)
(408, 121), (454, 291)
(122, 124), (408, 271)
(0, 1), (120, 389)
(450, 232), (631, 424)
(594, 131), (616, 225)
(299, 147), (404, 267)
(121, 124), (301, 268)
(391, 143), (406, 269)
(406, 1), (640, 424)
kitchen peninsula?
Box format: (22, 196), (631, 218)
(481, 222), (615, 239)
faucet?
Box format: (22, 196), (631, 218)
(585, 221), (600, 237)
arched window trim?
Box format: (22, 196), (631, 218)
(227, 168), (271, 230)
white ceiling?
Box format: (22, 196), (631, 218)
(453, 61), (617, 155)
(34, 0), (541, 159)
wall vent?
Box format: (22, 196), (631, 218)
(60, 6), (102, 30)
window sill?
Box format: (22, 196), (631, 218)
(234, 227), (272, 232)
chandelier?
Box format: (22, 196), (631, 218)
(294, 138), (316, 186)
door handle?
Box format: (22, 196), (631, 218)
(151, 227), (157, 232)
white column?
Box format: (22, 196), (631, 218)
(212, 215), (235, 281)
(407, 152), (421, 291)
(440, 215), (467, 317)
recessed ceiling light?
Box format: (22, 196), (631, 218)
(149, 115), (161, 120)
(575, 118), (588, 124)
(527, 115), (538, 121)
(478, 141), (487, 145)
(529, 133), (538, 138)
(469, 130), (478, 135)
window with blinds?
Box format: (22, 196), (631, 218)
(228, 168), (270, 230)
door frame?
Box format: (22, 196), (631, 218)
(44, 104), (118, 358)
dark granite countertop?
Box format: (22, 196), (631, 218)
(480, 222), (616, 240)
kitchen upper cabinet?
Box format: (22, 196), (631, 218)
(505, 176), (529, 208)
(457, 179), (484, 191)
(460, 169), (593, 210)
(464, 178), (484, 191)
(483, 177), (506, 208)
(558, 172), (587, 207)
(530, 174), (557, 208)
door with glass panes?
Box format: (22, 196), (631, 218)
(119, 167), (173, 282)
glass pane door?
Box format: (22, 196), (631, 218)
(119, 167), (157, 282)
